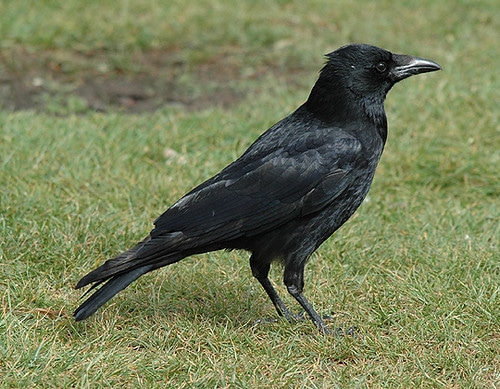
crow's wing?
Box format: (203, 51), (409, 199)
(151, 128), (364, 245)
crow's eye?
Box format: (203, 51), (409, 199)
(375, 62), (387, 73)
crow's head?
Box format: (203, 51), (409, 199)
(326, 44), (441, 98)
(306, 44), (441, 127)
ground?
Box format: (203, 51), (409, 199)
(0, 48), (270, 113)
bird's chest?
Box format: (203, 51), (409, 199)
(322, 146), (383, 230)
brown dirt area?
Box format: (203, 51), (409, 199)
(0, 48), (304, 114)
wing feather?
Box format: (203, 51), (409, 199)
(152, 128), (363, 244)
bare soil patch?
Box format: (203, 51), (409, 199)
(0, 48), (288, 113)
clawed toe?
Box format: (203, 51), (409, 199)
(333, 326), (358, 337)
(250, 317), (279, 327)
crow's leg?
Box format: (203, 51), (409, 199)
(286, 285), (331, 334)
(284, 263), (332, 334)
(250, 255), (295, 321)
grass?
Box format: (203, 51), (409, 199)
(1, 0), (499, 387)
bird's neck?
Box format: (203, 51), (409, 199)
(304, 85), (388, 143)
(359, 95), (388, 142)
(304, 83), (356, 124)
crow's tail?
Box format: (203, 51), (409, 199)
(73, 264), (152, 321)
(73, 234), (183, 321)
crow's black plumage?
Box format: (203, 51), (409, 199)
(74, 44), (440, 332)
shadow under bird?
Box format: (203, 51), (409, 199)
(74, 44), (440, 333)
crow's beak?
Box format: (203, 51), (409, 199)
(391, 54), (441, 82)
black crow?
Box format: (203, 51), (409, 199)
(74, 44), (440, 333)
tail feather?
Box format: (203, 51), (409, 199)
(73, 265), (152, 321)
(75, 237), (151, 289)
(75, 232), (187, 289)
(74, 234), (189, 321)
